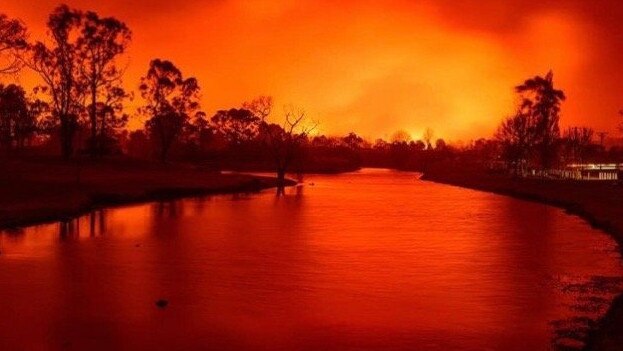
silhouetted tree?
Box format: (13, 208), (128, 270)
(435, 138), (447, 151)
(211, 108), (260, 145)
(0, 13), (27, 74)
(93, 85), (131, 154)
(263, 105), (316, 191)
(391, 130), (411, 144)
(342, 132), (365, 150)
(0, 84), (47, 150)
(413, 140), (426, 151)
(495, 102), (534, 175)
(563, 127), (593, 164)
(188, 111), (215, 153)
(374, 138), (389, 150)
(25, 5), (83, 159)
(242, 95), (273, 121)
(0, 84), (27, 148)
(139, 59), (201, 161)
(76, 10), (131, 156)
(422, 128), (434, 149)
(596, 131), (608, 147)
(515, 70), (566, 169)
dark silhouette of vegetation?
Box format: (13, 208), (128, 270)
(496, 101), (534, 175)
(139, 59), (202, 162)
(24, 5), (84, 159)
(262, 105), (317, 190)
(76, 10), (131, 157)
(0, 84), (46, 150)
(515, 70), (566, 169)
(0, 7), (620, 186)
(0, 14), (26, 74)
(211, 108), (260, 146)
(563, 126), (594, 165)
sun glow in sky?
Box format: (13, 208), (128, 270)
(4, 0), (623, 141)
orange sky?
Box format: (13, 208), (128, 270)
(3, 0), (623, 141)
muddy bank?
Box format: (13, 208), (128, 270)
(421, 164), (623, 351)
(0, 157), (293, 230)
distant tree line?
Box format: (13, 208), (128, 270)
(1, 6), (622, 182)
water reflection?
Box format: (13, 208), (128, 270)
(55, 209), (109, 240)
(0, 169), (621, 351)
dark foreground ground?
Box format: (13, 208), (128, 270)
(0, 156), (291, 230)
(422, 162), (623, 351)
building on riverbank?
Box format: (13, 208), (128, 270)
(551, 163), (622, 181)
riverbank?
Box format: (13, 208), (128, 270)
(0, 156), (293, 230)
(421, 162), (623, 351)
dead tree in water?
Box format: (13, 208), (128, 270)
(261, 106), (316, 194)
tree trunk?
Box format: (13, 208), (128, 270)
(60, 116), (74, 160)
(90, 82), (97, 157)
(277, 168), (286, 185)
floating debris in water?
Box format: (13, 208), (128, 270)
(155, 299), (169, 309)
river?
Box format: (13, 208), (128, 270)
(1, 169), (622, 350)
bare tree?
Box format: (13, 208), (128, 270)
(0, 14), (27, 75)
(242, 95), (273, 121)
(563, 127), (594, 164)
(596, 131), (608, 148)
(262, 105), (317, 192)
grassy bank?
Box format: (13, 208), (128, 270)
(0, 156), (292, 230)
(421, 162), (623, 351)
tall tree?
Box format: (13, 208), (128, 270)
(94, 84), (131, 154)
(25, 5), (83, 159)
(515, 71), (566, 169)
(139, 59), (201, 161)
(0, 14), (27, 74)
(76, 11), (131, 156)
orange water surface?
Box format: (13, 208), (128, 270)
(1, 169), (621, 350)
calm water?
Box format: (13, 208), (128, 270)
(1, 169), (622, 351)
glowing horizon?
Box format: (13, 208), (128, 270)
(3, 0), (622, 142)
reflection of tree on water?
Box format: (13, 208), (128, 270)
(58, 209), (108, 240)
(88, 210), (107, 237)
(59, 219), (80, 240)
(152, 201), (181, 220)
(275, 182), (304, 198)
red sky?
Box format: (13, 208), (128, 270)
(3, 0), (623, 142)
